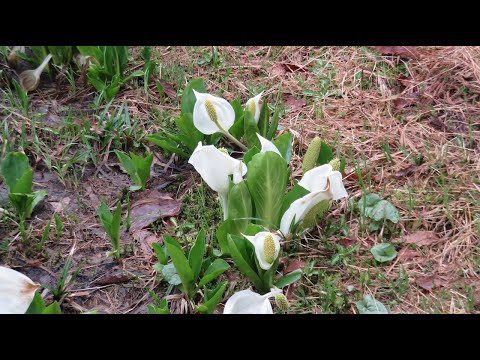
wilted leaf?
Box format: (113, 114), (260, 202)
(372, 46), (420, 59)
(158, 79), (176, 99)
(129, 190), (182, 233)
(371, 243), (397, 263)
(397, 248), (418, 261)
(162, 263), (182, 286)
(393, 94), (419, 110)
(284, 95), (306, 110)
(356, 295), (388, 314)
(403, 231), (440, 247)
(339, 238), (357, 248)
(91, 273), (130, 286)
(132, 229), (161, 255)
(285, 260), (306, 274)
(416, 275), (442, 291)
(49, 197), (71, 213)
(394, 164), (418, 179)
(270, 64), (287, 77)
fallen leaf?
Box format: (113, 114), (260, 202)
(394, 94), (418, 110)
(284, 95), (306, 110)
(158, 79), (176, 99)
(339, 238), (357, 248)
(397, 248), (419, 261)
(403, 231), (440, 247)
(49, 197), (71, 213)
(394, 164), (418, 179)
(130, 190), (182, 233)
(416, 275), (442, 291)
(285, 260), (306, 274)
(372, 46), (420, 59)
(132, 229), (161, 255)
(282, 63), (307, 73)
(85, 185), (100, 209)
(270, 63), (287, 77)
(286, 282), (299, 301)
(91, 273), (130, 286)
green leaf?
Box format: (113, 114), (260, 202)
(25, 292), (45, 314)
(370, 243), (397, 263)
(145, 134), (189, 158)
(243, 146), (260, 165)
(273, 133), (293, 162)
(197, 281), (228, 314)
(131, 152), (153, 190)
(215, 219), (234, 256)
(367, 200), (401, 224)
(181, 78), (205, 115)
(115, 150), (137, 181)
(227, 181), (252, 235)
(266, 107), (280, 140)
(316, 141), (334, 165)
(188, 229), (206, 283)
(163, 236), (194, 296)
(110, 200), (122, 252)
(275, 269), (303, 288)
(244, 224), (266, 236)
(243, 110), (260, 149)
(229, 100), (245, 140)
(227, 235), (263, 290)
(153, 262), (164, 273)
(357, 193), (382, 214)
(198, 259), (230, 287)
(175, 113), (204, 151)
(257, 100), (269, 137)
(356, 295), (388, 314)
(246, 152), (288, 229)
(1, 152), (33, 194)
(152, 243), (168, 265)
(42, 302), (62, 314)
(26, 190), (47, 218)
(161, 263), (182, 286)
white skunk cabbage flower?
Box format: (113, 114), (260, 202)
(193, 90), (235, 135)
(245, 92), (264, 124)
(279, 164), (348, 235)
(188, 142), (247, 219)
(223, 287), (282, 314)
(242, 231), (281, 270)
(0, 266), (40, 314)
(257, 133), (282, 157)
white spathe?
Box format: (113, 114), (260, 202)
(223, 287), (282, 314)
(0, 266), (40, 314)
(279, 164), (348, 235)
(245, 92), (263, 124)
(242, 231), (281, 270)
(188, 142), (247, 219)
(257, 133), (282, 157)
(192, 90), (235, 135)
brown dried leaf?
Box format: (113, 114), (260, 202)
(285, 260), (306, 274)
(394, 95), (418, 110)
(416, 275), (442, 291)
(373, 46), (420, 59)
(284, 95), (306, 110)
(339, 238), (357, 248)
(286, 282), (299, 301)
(270, 63), (287, 77)
(403, 231), (441, 247)
(397, 248), (419, 261)
(130, 190), (182, 233)
(394, 164), (418, 179)
(158, 79), (176, 99)
(91, 273), (131, 286)
(132, 229), (161, 255)
(49, 197), (71, 213)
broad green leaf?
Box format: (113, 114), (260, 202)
(145, 134), (189, 158)
(97, 202), (113, 230)
(110, 201), (122, 252)
(275, 269), (303, 288)
(27, 190), (47, 218)
(266, 107), (280, 140)
(273, 133), (293, 162)
(197, 281), (227, 314)
(198, 259), (230, 287)
(161, 263), (182, 286)
(227, 181), (252, 235)
(215, 219), (234, 256)
(131, 152), (153, 190)
(367, 200), (401, 224)
(316, 141), (334, 165)
(153, 262), (164, 273)
(152, 243), (168, 265)
(227, 235), (263, 290)
(25, 292), (45, 314)
(243, 224), (266, 236)
(356, 295), (388, 314)
(42, 302), (62, 314)
(1, 152), (33, 194)
(188, 229), (206, 283)
(243, 146), (260, 165)
(175, 113), (204, 151)
(115, 150), (136, 180)
(163, 237), (194, 296)
(243, 111), (260, 149)
(357, 193), (382, 214)
(229, 100), (245, 140)
(257, 100), (269, 137)
(247, 152), (288, 229)
(181, 78), (205, 115)
(371, 243), (397, 263)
